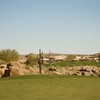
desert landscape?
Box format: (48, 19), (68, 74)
(0, 0), (100, 100)
(0, 49), (100, 78)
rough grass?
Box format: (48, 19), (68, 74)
(44, 60), (100, 67)
(0, 75), (100, 100)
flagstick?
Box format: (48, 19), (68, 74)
(50, 71), (53, 87)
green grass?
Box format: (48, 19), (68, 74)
(0, 75), (100, 100)
(44, 60), (100, 67)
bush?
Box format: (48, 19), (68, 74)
(0, 49), (19, 62)
(66, 55), (76, 61)
(26, 53), (38, 66)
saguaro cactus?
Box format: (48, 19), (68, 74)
(38, 49), (43, 74)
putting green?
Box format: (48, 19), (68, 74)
(0, 75), (100, 100)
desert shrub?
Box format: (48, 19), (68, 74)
(0, 49), (19, 62)
(26, 53), (38, 66)
(66, 55), (76, 61)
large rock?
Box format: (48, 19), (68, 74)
(22, 69), (30, 75)
(25, 66), (39, 74)
(1, 61), (100, 77)
(48, 66), (100, 76)
(0, 64), (8, 77)
(10, 62), (24, 76)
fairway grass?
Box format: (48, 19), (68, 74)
(0, 75), (100, 100)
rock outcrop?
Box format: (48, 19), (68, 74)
(0, 64), (8, 77)
(50, 66), (100, 76)
(10, 62), (25, 76)
(0, 62), (100, 77)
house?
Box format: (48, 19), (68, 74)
(74, 56), (82, 61)
(43, 58), (50, 64)
(52, 55), (66, 61)
(74, 55), (99, 62)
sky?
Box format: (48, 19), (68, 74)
(0, 0), (100, 54)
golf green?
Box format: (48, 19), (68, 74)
(0, 75), (100, 100)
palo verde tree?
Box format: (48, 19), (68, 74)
(0, 49), (19, 62)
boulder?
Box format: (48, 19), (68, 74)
(25, 66), (39, 74)
(10, 62), (24, 76)
(84, 72), (90, 76)
(0, 70), (3, 77)
(53, 71), (62, 75)
(0, 64), (8, 77)
(22, 69), (30, 75)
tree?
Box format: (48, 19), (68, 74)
(26, 53), (38, 66)
(0, 49), (19, 62)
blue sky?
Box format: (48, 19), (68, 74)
(0, 0), (100, 54)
